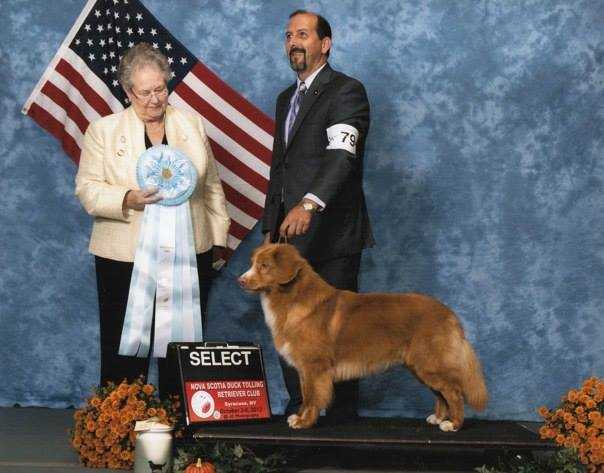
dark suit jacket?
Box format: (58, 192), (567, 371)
(262, 64), (374, 263)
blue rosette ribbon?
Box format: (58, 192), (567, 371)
(119, 145), (203, 358)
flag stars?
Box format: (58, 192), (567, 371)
(107, 23), (112, 30)
(136, 13), (143, 21)
(152, 42), (159, 49)
(111, 65), (117, 72)
(108, 37), (114, 44)
(88, 53), (96, 61)
(114, 12), (119, 19)
(103, 67), (109, 75)
(165, 43), (172, 50)
(94, 9), (101, 18)
(87, 38), (94, 46)
(75, 38), (81, 45)
(137, 27), (144, 35)
(126, 27), (133, 35)
(150, 28), (157, 36)
(84, 24), (91, 31)
(113, 0), (118, 4)
(102, 53), (107, 61)
(128, 41), (134, 48)
(109, 51), (116, 59)
(117, 41), (122, 48)
(125, 13), (130, 21)
(99, 39), (106, 47)
(97, 24), (104, 33)
(115, 27), (121, 33)
(167, 57), (174, 64)
(180, 57), (187, 65)
(112, 79), (119, 87)
(170, 71), (176, 79)
(105, 9), (110, 16)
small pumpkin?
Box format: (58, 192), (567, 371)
(184, 458), (216, 473)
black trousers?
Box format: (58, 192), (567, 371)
(278, 251), (362, 419)
(95, 250), (213, 396)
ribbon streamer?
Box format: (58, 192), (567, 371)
(119, 145), (202, 358)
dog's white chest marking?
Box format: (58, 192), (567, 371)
(260, 294), (296, 367)
(260, 294), (277, 334)
(279, 342), (296, 367)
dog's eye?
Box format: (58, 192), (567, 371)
(259, 262), (269, 271)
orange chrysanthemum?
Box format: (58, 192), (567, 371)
(539, 377), (604, 471)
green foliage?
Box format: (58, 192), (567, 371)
(174, 441), (287, 473)
(475, 449), (586, 473)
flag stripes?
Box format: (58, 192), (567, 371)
(190, 62), (274, 138)
(41, 82), (89, 134)
(46, 69), (102, 124)
(175, 80), (272, 172)
(28, 102), (81, 161)
(187, 64), (273, 152)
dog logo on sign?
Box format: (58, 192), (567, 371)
(148, 460), (166, 472)
(191, 390), (215, 418)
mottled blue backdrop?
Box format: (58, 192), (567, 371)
(1, 0), (603, 421)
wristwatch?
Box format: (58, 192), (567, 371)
(301, 201), (318, 213)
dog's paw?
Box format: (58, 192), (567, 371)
(287, 414), (302, 428)
(426, 414), (443, 425)
(438, 420), (459, 432)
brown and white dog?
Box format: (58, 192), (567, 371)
(238, 243), (488, 431)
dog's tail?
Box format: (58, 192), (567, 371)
(459, 339), (488, 411)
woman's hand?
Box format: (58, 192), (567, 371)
(123, 188), (162, 211)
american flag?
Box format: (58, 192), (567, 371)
(22, 0), (273, 258)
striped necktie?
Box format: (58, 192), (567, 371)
(286, 81), (307, 144)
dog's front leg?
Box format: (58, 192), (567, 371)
(287, 367), (333, 429)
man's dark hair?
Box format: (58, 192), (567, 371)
(289, 9), (332, 57)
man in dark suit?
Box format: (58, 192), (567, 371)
(262, 9), (374, 422)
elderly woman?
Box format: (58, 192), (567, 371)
(75, 43), (230, 394)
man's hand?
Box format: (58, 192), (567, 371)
(123, 188), (162, 211)
(279, 201), (315, 238)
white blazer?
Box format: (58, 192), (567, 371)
(75, 105), (230, 262)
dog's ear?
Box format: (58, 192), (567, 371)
(272, 245), (303, 285)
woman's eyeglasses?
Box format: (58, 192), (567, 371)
(130, 86), (168, 102)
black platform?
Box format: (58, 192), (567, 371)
(183, 416), (555, 451)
